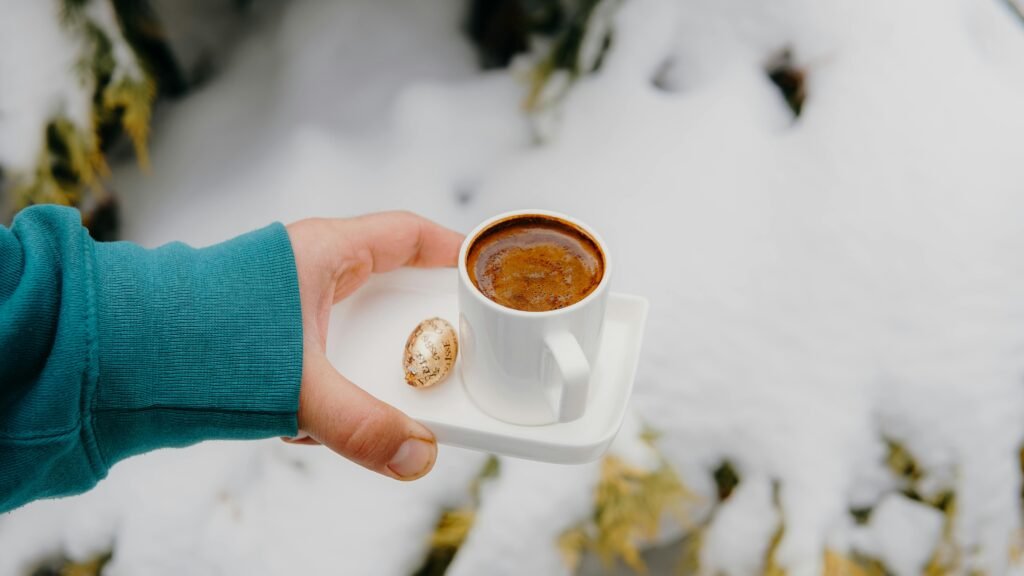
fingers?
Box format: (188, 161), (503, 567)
(298, 353), (437, 480)
(343, 211), (464, 272)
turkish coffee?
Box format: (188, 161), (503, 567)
(466, 215), (604, 312)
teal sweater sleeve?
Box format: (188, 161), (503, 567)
(0, 205), (303, 513)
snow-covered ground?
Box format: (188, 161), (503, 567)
(6, 0), (1024, 574)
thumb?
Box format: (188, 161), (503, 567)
(299, 353), (438, 480)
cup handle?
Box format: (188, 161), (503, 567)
(544, 332), (591, 422)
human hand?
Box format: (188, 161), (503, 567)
(283, 212), (463, 480)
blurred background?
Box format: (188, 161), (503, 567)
(5, 0), (1024, 574)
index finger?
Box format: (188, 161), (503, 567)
(341, 211), (464, 273)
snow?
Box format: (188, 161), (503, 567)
(700, 475), (780, 576)
(83, 0), (144, 86)
(0, 440), (490, 575)
(447, 458), (600, 576)
(5, 0), (1024, 574)
(849, 494), (945, 576)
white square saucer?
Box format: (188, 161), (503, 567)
(325, 269), (649, 464)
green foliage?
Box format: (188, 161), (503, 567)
(466, 0), (569, 69)
(12, 0), (159, 214)
(80, 21), (117, 89)
(59, 0), (91, 25)
(466, 0), (621, 115)
(712, 460), (740, 501)
(13, 117), (106, 208)
(766, 50), (806, 118)
(103, 77), (156, 169)
(523, 0), (617, 112)
(110, 0), (189, 97)
(30, 551), (112, 576)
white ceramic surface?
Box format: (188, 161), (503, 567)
(325, 268), (648, 464)
(458, 209), (612, 425)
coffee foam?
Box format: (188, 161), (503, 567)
(467, 216), (604, 312)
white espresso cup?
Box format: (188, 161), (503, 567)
(458, 209), (611, 425)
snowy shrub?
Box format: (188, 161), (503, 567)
(0, 0), (157, 228)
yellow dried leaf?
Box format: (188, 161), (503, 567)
(557, 527), (588, 571)
(103, 77), (155, 170)
(676, 528), (702, 576)
(924, 493), (959, 575)
(430, 508), (475, 550)
(823, 550), (884, 576)
(558, 454), (690, 574)
(764, 522), (786, 576)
